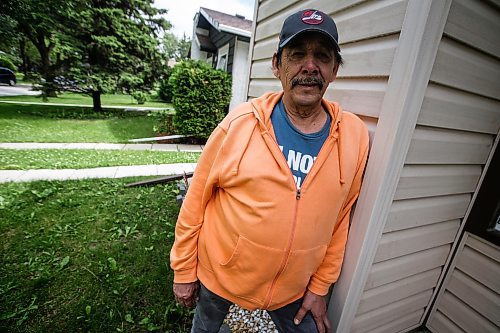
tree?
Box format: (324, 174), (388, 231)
(162, 33), (191, 61)
(0, 0), (78, 96)
(63, 0), (171, 110)
(1, 0), (171, 110)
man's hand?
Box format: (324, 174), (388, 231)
(173, 281), (199, 308)
(294, 290), (332, 333)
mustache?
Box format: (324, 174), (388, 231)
(291, 76), (325, 89)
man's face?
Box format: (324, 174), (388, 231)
(272, 32), (339, 109)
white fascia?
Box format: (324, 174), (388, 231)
(219, 24), (251, 38)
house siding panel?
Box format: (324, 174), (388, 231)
(430, 37), (500, 100)
(352, 290), (432, 333)
(444, 0), (500, 58)
(357, 268), (441, 315)
(418, 83), (500, 134)
(429, 234), (500, 333)
(394, 165), (481, 200)
(355, 1), (500, 329)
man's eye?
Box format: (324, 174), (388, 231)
(317, 53), (331, 61)
(290, 51), (305, 58)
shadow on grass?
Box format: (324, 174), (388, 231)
(0, 104), (156, 143)
(0, 178), (192, 332)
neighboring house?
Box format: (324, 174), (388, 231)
(246, 1), (499, 332)
(190, 7), (253, 110)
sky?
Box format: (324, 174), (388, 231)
(155, 0), (255, 38)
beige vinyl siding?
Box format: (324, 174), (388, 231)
(350, 0), (500, 330)
(428, 234), (500, 333)
(248, 0), (408, 123)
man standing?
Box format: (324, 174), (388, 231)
(170, 9), (369, 333)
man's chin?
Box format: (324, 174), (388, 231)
(290, 92), (323, 107)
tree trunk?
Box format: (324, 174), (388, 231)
(34, 32), (57, 97)
(92, 90), (102, 112)
(19, 38), (28, 76)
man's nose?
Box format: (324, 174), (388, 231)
(302, 55), (319, 73)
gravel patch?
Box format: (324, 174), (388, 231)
(224, 305), (279, 333)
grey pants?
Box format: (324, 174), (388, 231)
(191, 283), (318, 333)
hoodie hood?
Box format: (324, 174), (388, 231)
(249, 91), (345, 183)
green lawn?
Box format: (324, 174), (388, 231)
(0, 104), (156, 143)
(0, 178), (192, 332)
(0, 92), (173, 109)
(0, 149), (200, 170)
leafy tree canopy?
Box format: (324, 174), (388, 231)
(0, 0), (172, 109)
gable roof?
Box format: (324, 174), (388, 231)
(199, 7), (252, 37)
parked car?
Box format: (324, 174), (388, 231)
(0, 67), (16, 86)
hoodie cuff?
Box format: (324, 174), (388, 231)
(307, 276), (331, 296)
(173, 268), (198, 284)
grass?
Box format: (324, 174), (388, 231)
(0, 104), (157, 143)
(0, 149), (200, 170)
(0, 92), (173, 109)
(0, 178), (193, 332)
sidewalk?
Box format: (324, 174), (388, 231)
(0, 100), (172, 111)
(0, 142), (202, 183)
(0, 142), (204, 152)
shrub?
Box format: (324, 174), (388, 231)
(132, 91), (147, 104)
(158, 67), (174, 102)
(150, 110), (175, 134)
(0, 55), (17, 71)
(169, 60), (231, 139)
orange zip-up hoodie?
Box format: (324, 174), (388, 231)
(170, 92), (369, 311)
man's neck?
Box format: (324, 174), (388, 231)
(282, 99), (328, 134)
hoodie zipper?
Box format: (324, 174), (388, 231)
(254, 101), (339, 308)
(263, 188), (301, 309)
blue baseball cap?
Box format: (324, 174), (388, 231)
(278, 9), (340, 52)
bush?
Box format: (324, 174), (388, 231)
(150, 110), (175, 134)
(132, 91), (147, 104)
(0, 55), (17, 71)
(169, 60), (231, 139)
(158, 67), (174, 102)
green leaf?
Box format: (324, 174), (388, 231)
(107, 257), (117, 271)
(85, 305), (91, 316)
(125, 313), (134, 323)
(59, 256), (70, 270)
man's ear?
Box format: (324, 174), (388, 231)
(271, 52), (280, 78)
(329, 63), (340, 83)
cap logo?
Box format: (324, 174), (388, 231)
(301, 10), (323, 25)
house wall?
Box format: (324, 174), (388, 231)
(427, 233), (500, 332)
(345, 0), (500, 331)
(229, 38), (250, 110)
(248, 0), (500, 332)
(191, 22), (210, 61)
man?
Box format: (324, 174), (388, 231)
(170, 9), (369, 333)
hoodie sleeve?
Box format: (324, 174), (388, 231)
(169, 125), (226, 283)
(308, 129), (369, 296)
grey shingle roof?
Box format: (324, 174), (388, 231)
(200, 7), (252, 32)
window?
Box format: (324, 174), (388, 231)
(217, 54), (227, 71)
(465, 144), (499, 246)
(216, 43), (229, 71)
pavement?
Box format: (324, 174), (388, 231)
(0, 100), (172, 111)
(0, 142), (201, 183)
(0, 84), (39, 96)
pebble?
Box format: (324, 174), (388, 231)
(224, 304), (279, 333)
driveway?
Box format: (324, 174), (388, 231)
(0, 84), (40, 96)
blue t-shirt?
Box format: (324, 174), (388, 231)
(271, 99), (331, 189)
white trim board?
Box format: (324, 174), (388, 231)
(329, 1), (452, 331)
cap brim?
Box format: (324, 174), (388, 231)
(279, 29), (340, 52)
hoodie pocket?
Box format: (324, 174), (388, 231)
(274, 244), (328, 301)
(216, 236), (283, 303)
